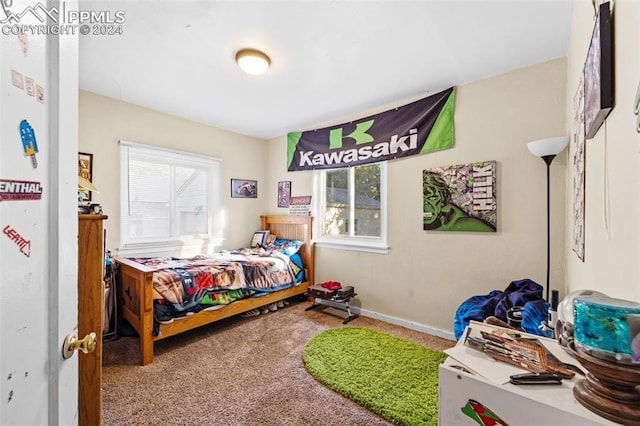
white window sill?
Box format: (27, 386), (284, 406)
(117, 238), (224, 257)
(314, 240), (389, 254)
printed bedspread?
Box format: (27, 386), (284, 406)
(129, 250), (299, 314)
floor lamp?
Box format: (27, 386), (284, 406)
(527, 136), (569, 304)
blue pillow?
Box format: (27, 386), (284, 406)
(273, 238), (303, 256)
(289, 252), (306, 283)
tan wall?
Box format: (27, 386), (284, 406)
(79, 90), (268, 254)
(266, 58), (568, 334)
(564, 1), (640, 302)
(82, 2), (640, 336)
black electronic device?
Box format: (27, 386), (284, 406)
(336, 286), (354, 299)
(307, 284), (337, 299)
(509, 372), (563, 385)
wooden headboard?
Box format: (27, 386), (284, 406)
(261, 214), (314, 286)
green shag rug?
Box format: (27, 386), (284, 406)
(302, 327), (447, 426)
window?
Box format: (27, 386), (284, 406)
(119, 141), (222, 255)
(313, 162), (388, 253)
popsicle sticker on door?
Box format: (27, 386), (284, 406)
(19, 119), (38, 168)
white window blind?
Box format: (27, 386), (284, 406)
(119, 141), (222, 254)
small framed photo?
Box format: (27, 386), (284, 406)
(231, 179), (257, 198)
(78, 152), (93, 202)
(277, 181), (291, 207)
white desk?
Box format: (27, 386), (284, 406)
(438, 321), (618, 425)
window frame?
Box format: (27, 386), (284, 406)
(313, 161), (388, 254)
(118, 140), (223, 256)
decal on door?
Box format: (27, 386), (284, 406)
(19, 120), (38, 168)
(35, 84), (44, 104)
(3, 225), (31, 258)
(10, 71), (44, 103)
(24, 77), (34, 96)
(11, 69), (24, 89)
(17, 34), (28, 56)
(0, 179), (43, 201)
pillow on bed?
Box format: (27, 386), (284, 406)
(272, 238), (303, 256)
(265, 233), (277, 245)
(250, 230), (270, 248)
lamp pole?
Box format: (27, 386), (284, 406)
(527, 136), (569, 304)
(542, 154), (555, 302)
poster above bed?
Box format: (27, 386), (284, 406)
(287, 87), (455, 171)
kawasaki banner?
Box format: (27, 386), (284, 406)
(287, 87), (455, 171)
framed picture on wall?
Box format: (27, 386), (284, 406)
(423, 161), (497, 232)
(277, 181), (291, 207)
(78, 152), (93, 202)
(231, 179), (257, 198)
(583, 1), (614, 140)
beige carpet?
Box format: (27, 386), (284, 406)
(102, 297), (455, 425)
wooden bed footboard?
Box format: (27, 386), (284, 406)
(115, 215), (314, 365)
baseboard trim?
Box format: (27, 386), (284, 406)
(312, 298), (456, 341)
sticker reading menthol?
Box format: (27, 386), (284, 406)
(0, 179), (43, 201)
(19, 120), (38, 168)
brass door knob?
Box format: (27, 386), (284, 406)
(62, 332), (97, 359)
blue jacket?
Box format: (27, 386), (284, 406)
(453, 278), (551, 340)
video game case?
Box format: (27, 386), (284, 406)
(307, 284), (337, 299)
(337, 286), (354, 298)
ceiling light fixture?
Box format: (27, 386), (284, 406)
(235, 48), (270, 75)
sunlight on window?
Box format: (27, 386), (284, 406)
(120, 141), (222, 254)
(315, 162), (387, 253)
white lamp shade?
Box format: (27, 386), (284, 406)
(527, 136), (569, 157)
(236, 49), (270, 75)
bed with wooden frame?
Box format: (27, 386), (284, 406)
(115, 215), (314, 365)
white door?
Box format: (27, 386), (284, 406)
(1, 0), (79, 424)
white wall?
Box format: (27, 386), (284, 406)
(564, 1), (640, 302)
(79, 90), (269, 254)
(267, 59), (568, 334)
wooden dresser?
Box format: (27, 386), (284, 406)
(78, 214), (107, 426)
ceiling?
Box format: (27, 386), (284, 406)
(78, 1), (574, 140)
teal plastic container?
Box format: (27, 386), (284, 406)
(573, 295), (640, 365)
